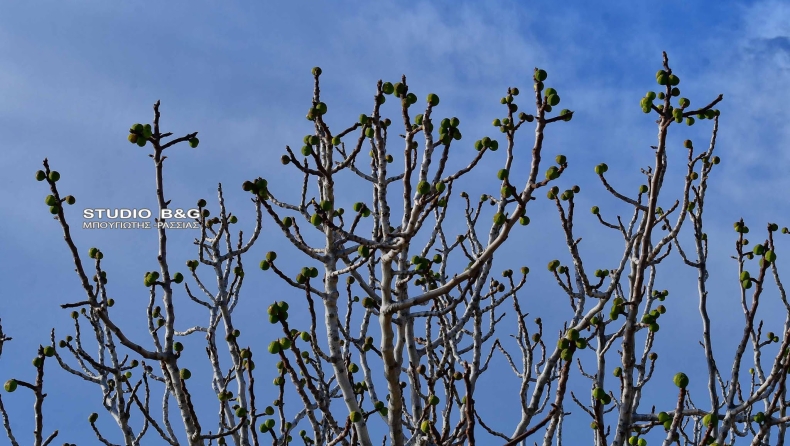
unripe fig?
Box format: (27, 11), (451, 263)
(358, 245), (370, 257)
(4, 379), (17, 392)
(545, 166), (561, 181)
(594, 163), (608, 175)
(592, 387), (606, 400)
(268, 341), (281, 354)
(189, 138), (199, 148)
(427, 93), (440, 106)
(180, 368), (191, 380)
(673, 372), (689, 388)
(765, 250), (777, 263)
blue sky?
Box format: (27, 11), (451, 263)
(1, 0), (790, 444)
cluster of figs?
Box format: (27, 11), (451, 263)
(36, 169), (73, 215)
(304, 66), (439, 122)
(126, 123), (199, 148)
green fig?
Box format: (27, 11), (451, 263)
(35, 170), (46, 181)
(189, 138), (199, 148)
(673, 372), (689, 388)
(4, 379), (17, 392)
(427, 93), (440, 106)
(765, 250), (777, 263)
(268, 341), (281, 354)
(421, 420), (431, 433)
